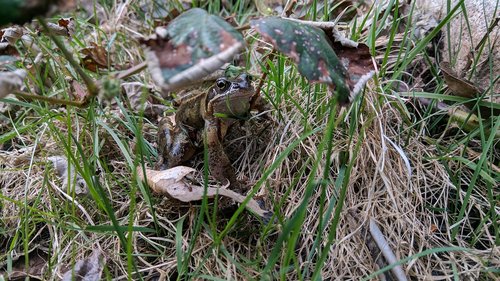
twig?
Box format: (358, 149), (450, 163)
(253, 71), (267, 101)
(282, 17), (338, 29)
(369, 218), (409, 281)
(37, 17), (98, 98)
(116, 61), (148, 80)
(14, 91), (86, 107)
(474, 17), (500, 52)
(235, 23), (251, 31)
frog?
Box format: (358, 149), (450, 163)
(157, 73), (257, 191)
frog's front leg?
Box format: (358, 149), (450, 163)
(157, 117), (197, 170)
(204, 117), (243, 192)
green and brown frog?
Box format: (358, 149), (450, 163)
(157, 73), (258, 192)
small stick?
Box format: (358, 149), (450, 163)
(14, 91), (86, 107)
(369, 218), (409, 281)
(474, 17), (500, 52)
(116, 61), (148, 80)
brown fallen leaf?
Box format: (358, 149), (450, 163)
(81, 42), (109, 72)
(440, 61), (499, 118)
(137, 166), (273, 222)
(440, 61), (483, 99)
(62, 249), (105, 281)
(58, 18), (75, 36)
(0, 42), (20, 57)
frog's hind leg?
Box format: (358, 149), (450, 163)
(157, 118), (197, 170)
(204, 118), (243, 193)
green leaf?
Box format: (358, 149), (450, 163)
(142, 8), (245, 93)
(251, 17), (352, 104)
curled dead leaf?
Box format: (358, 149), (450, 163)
(62, 249), (105, 281)
(137, 166), (273, 222)
(440, 61), (483, 99)
(137, 165), (196, 195)
(440, 61), (499, 118)
(0, 26), (24, 44)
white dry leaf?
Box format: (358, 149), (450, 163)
(43, 18), (75, 37)
(137, 166), (273, 222)
(48, 156), (88, 196)
(20, 34), (41, 53)
(122, 82), (148, 111)
(62, 249), (105, 281)
(1, 26), (24, 44)
(121, 82), (167, 116)
(0, 69), (27, 99)
(45, 22), (69, 36)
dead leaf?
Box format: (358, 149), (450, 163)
(39, 18), (75, 36)
(0, 69), (26, 99)
(440, 61), (483, 99)
(0, 43), (20, 57)
(81, 42), (109, 72)
(440, 61), (499, 117)
(138, 166), (273, 222)
(331, 42), (376, 99)
(48, 156), (88, 196)
(62, 249), (105, 281)
(71, 80), (88, 103)
(0, 249), (48, 280)
(58, 18), (75, 36)
(0, 26), (24, 44)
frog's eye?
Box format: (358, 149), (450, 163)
(216, 79), (228, 90)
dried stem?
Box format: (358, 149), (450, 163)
(37, 17), (98, 98)
(14, 91), (86, 107)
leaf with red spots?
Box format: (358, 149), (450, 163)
(251, 17), (374, 104)
(39, 17), (75, 36)
(141, 8), (244, 94)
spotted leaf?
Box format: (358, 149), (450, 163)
(252, 17), (371, 104)
(142, 8), (244, 94)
